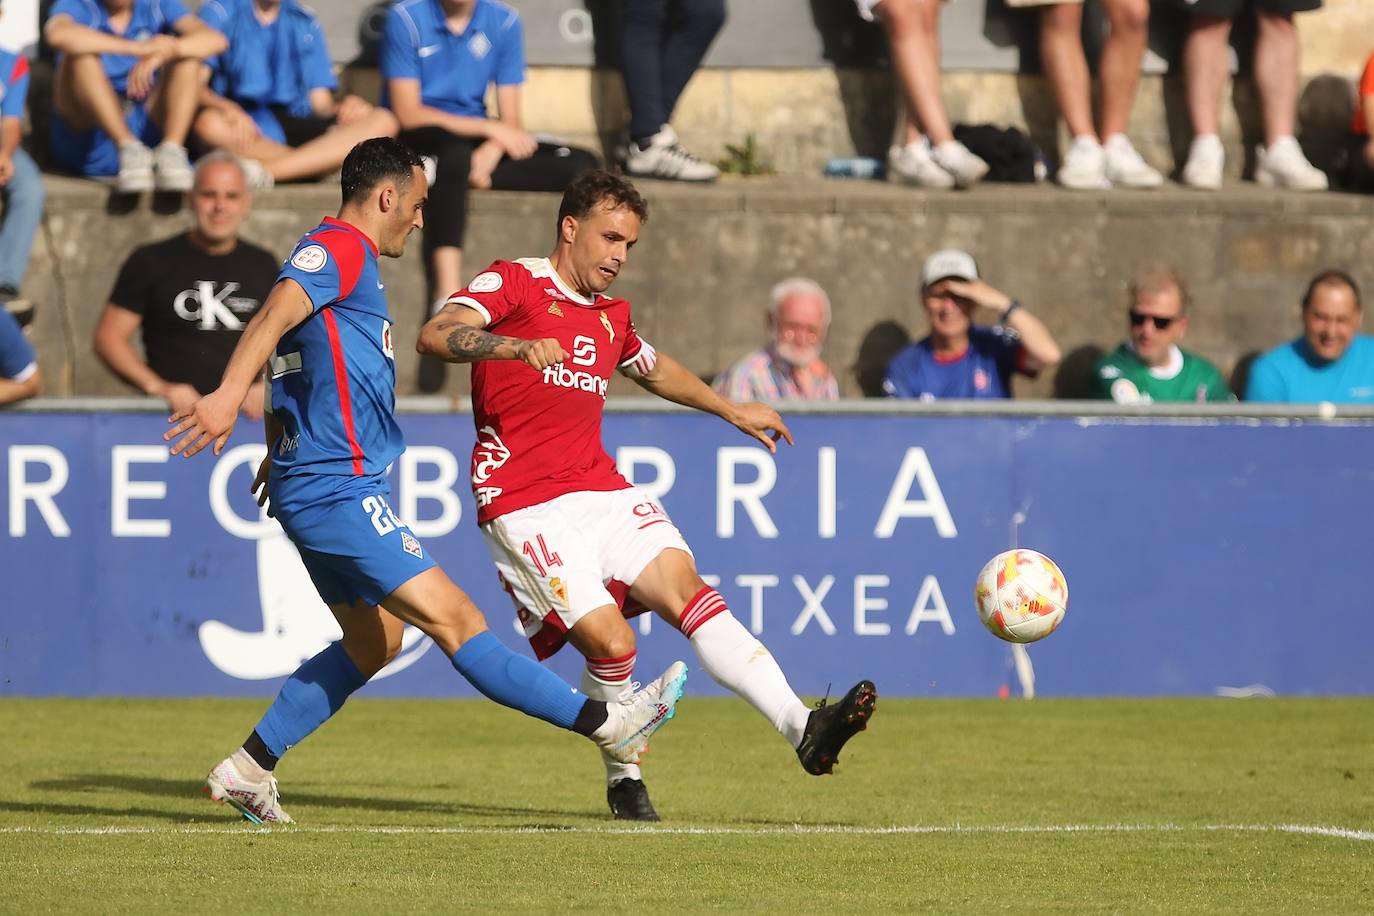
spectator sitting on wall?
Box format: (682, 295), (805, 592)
(619, 0), (724, 182)
(92, 153), (278, 418)
(857, 0), (988, 189)
(1246, 270), (1374, 403)
(0, 306), (39, 405)
(1174, 0), (1327, 191)
(884, 250), (1061, 399)
(1345, 48), (1374, 192)
(1092, 267), (1233, 403)
(45, 0), (228, 193)
(0, 1), (43, 329)
(191, 0), (399, 189)
(381, 0), (599, 390)
(714, 277), (840, 401)
(1011, 0), (1162, 190)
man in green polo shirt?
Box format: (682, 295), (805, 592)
(1092, 267), (1234, 403)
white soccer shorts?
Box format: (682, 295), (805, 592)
(479, 487), (693, 659)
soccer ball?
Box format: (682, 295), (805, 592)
(974, 549), (1068, 644)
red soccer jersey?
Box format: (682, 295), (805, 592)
(447, 257), (658, 523)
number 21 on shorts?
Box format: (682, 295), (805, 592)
(362, 495), (404, 536)
(521, 534), (562, 576)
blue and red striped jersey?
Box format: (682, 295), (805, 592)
(268, 217), (403, 488)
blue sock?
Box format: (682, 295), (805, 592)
(254, 642), (369, 759)
(451, 631), (588, 730)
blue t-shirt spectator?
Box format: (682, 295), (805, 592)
(0, 49), (28, 121)
(0, 308), (36, 382)
(198, 0), (335, 121)
(380, 0), (525, 118)
(884, 325), (1028, 400)
(1245, 335), (1374, 403)
(47, 0), (190, 96)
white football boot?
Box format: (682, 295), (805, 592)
(205, 752), (293, 824)
(593, 661), (688, 764)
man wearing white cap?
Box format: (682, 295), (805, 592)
(884, 249), (1061, 399)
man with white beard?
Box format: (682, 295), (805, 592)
(714, 278), (840, 401)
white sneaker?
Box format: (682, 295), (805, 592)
(931, 140), (988, 188)
(1255, 136), (1328, 191)
(593, 660), (688, 764)
(238, 157), (276, 192)
(1057, 136), (1108, 190)
(1103, 134), (1163, 189)
(1182, 134), (1224, 190)
(886, 139), (955, 189)
(153, 142), (194, 192)
(624, 125), (719, 182)
(115, 142), (154, 194)
(205, 753), (294, 824)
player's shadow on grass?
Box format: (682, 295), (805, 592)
(30, 774), (592, 820)
(0, 800), (204, 823)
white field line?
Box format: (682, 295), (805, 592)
(0, 823), (1370, 841)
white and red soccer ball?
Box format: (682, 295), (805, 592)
(974, 549), (1068, 644)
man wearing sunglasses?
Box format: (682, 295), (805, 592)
(883, 249), (1060, 400)
(1093, 268), (1232, 403)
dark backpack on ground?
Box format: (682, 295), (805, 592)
(953, 124), (1041, 183)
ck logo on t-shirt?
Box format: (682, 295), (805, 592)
(173, 281), (258, 330)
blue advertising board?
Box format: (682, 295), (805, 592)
(1, 409), (1369, 697)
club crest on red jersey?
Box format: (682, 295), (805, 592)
(600, 312), (615, 343)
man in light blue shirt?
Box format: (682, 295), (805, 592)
(381, 0), (597, 391)
(192, 0), (398, 188)
(1246, 270), (1374, 403)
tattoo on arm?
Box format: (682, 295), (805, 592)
(445, 325), (521, 360)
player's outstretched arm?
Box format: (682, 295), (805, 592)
(631, 351), (794, 454)
(417, 303), (567, 368)
(165, 279), (312, 458)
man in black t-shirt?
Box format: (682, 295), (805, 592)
(94, 151), (280, 416)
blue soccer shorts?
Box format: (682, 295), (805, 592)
(274, 481), (436, 608)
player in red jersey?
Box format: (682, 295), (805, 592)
(417, 170), (876, 821)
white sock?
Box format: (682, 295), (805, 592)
(582, 658), (641, 785)
(682, 589), (811, 748)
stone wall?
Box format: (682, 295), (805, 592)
(28, 175), (1374, 401)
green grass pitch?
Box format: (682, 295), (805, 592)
(2, 697), (1371, 913)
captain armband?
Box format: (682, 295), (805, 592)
(617, 339), (658, 378)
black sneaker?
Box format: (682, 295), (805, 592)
(796, 680), (877, 776)
(607, 778), (661, 821)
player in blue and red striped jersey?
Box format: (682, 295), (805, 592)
(165, 139), (687, 824)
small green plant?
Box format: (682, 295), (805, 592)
(716, 134), (776, 176)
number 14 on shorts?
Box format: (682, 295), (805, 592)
(522, 534), (562, 576)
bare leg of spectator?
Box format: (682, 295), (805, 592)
(1179, 14), (1230, 189)
(877, 0), (952, 145)
(877, 0), (987, 188)
(1252, 10), (1299, 146)
(1097, 0), (1159, 188)
(1039, 4), (1094, 141)
(193, 109), (293, 163)
(1098, 0), (1148, 139)
(1040, 2), (1106, 189)
(144, 57), (202, 191)
(1251, 10), (1325, 190)
(54, 54), (138, 144)
(266, 109), (401, 184)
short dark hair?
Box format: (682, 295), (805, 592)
(1302, 269), (1362, 311)
(340, 138), (425, 205)
(556, 169), (649, 230)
